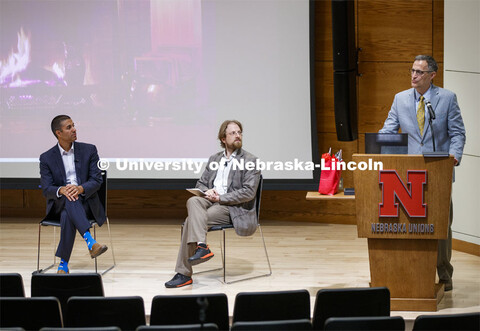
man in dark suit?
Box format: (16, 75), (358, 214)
(380, 55), (466, 291)
(165, 120), (261, 288)
(40, 115), (108, 274)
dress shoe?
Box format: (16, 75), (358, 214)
(188, 243), (214, 266)
(57, 269), (69, 274)
(440, 279), (453, 291)
(90, 242), (108, 258)
(165, 273), (193, 288)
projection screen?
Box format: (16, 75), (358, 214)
(0, 0), (315, 184)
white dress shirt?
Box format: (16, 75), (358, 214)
(213, 150), (237, 195)
(56, 143), (78, 197)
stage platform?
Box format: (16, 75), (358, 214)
(1, 218), (479, 329)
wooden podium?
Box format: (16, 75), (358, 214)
(352, 154), (455, 311)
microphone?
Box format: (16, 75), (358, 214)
(426, 100), (435, 120)
(197, 297), (209, 325)
(224, 161), (228, 167)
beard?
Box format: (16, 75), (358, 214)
(227, 139), (242, 150)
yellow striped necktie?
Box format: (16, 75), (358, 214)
(417, 95), (425, 135)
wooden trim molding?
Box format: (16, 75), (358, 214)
(453, 239), (480, 257)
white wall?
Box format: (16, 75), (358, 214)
(445, 0), (480, 245)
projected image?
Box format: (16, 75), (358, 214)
(1, 0), (212, 159)
(0, 0), (312, 180)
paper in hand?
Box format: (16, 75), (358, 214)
(186, 188), (206, 197)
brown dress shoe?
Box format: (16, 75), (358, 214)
(57, 269), (69, 274)
(90, 242), (108, 258)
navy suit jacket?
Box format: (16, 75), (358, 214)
(39, 142), (106, 225)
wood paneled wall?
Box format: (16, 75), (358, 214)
(0, 0), (443, 225)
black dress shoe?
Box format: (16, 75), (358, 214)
(188, 243), (214, 266)
(440, 279), (453, 291)
(165, 273), (193, 288)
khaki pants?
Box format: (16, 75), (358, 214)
(175, 196), (231, 277)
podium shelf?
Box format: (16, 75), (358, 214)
(306, 191), (355, 200)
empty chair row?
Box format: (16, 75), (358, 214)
(2, 273), (479, 330)
(1, 273), (384, 327)
(2, 297), (479, 331)
(0, 296), (144, 331)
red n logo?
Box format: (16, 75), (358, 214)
(379, 170), (427, 218)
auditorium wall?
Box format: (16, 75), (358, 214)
(444, 0), (480, 251)
(1, 0), (451, 227)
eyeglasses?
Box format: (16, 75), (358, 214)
(410, 69), (433, 76)
(226, 130), (242, 137)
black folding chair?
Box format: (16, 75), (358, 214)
(66, 296), (146, 330)
(231, 319), (312, 330)
(0, 297), (63, 330)
(324, 316), (404, 330)
(136, 324), (218, 330)
(31, 273), (104, 318)
(412, 312), (480, 331)
(0, 273), (25, 297)
(150, 293), (229, 331)
(36, 170), (116, 274)
(190, 175), (271, 283)
(232, 290), (311, 324)
(312, 287), (390, 330)
(40, 328), (120, 331)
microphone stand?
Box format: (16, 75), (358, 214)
(428, 115), (436, 152)
(426, 101), (436, 152)
(197, 297), (209, 330)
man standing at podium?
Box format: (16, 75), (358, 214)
(379, 55), (466, 291)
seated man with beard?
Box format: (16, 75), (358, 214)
(165, 120), (261, 288)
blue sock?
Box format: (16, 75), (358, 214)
(83, 230), (97, 250)
(58, 259), (69, 273)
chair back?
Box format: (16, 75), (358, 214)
(231, 318), (312, 330)
(232, 289), (310, 323)
(255, 175), (263, 221)
(0, 273), (25, 297)
(66, 296), (145, 330)
(324, 316), (404, 330)
(312, 287), (390, 330)
(137, 324), (218, 330)
(31, 273), (104, 318)
(412, 312), (480, 331)
(150, 293), (229, 331)
(98, 170), (107, 215)
(40, 327), (121, 331)
(0, 297), (63, 329)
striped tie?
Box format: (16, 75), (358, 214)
(417, 96), (425, 135)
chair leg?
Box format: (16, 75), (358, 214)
(223, 224), (272, 284)
(105, 217), (116, 267)
(92, 218), (116, 275)
(93, 225), (98, 273)
(36, 224), (56, 273)
(183, 222), (225, 276)
(258, 224), (272, 275)
(37, 223), (41, 272)
(222, 229), (227, 283)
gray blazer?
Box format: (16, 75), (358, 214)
(195, 148), (261, 236)
(380, 84), (466, 164)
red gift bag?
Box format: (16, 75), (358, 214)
(318, 149), (342, 195)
